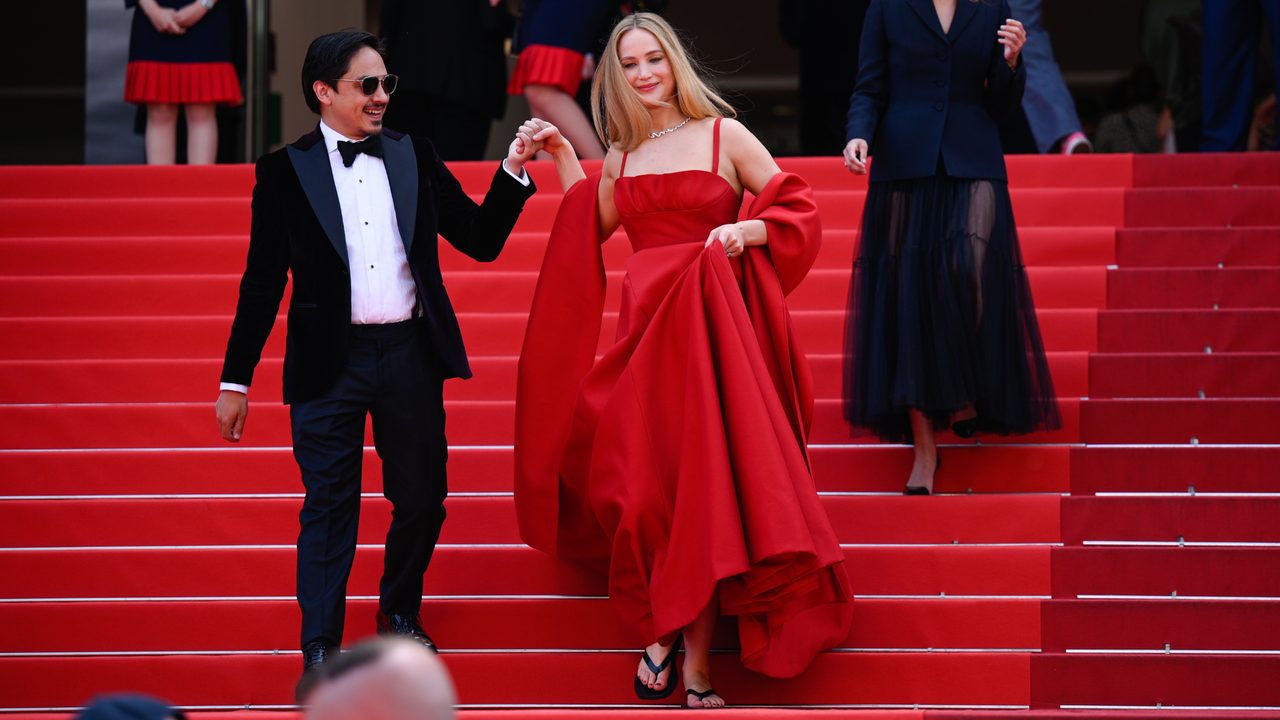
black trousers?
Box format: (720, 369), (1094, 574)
(383, 92), (494, 161)
(290, 319), (448, 647)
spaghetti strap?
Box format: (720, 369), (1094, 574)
(711, 118), (722, 175)
(620, 151), (629, 178)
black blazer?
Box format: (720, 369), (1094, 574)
(846, 0), (1026, 182)
(220, 125), (536, 405)
(380, 0), (513, 119)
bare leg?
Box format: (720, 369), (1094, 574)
(185, 103), (219, 165)
(145, 103), (179, 165)
(524, 84), (606, 160)
(681, 595), (725, 708)
(906, 408), (939, 493)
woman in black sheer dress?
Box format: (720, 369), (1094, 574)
(843, 0), (1061, 494)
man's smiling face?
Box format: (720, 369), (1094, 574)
(316, 46), (389, 139)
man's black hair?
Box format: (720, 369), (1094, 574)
(301, 29), (386, 115)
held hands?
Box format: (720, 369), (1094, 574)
(216, 389), (248, 442)
(507, 118), (571, 175)
(174, 1), (211, 29)
(706, 223), (746, 258)
(843, 139), (869, 175)
(140, 0), (185, 34)
(999, 19), (1026, 69)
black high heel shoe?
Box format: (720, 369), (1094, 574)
(952, 417), (978, 439)
(634, 634), (683, 700)
(903, 455), (939, 496)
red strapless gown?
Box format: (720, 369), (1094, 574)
(515, 123), (852, 677)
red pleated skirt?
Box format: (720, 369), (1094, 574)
(125, 61), (243, 106)
(507, 44), (584, 97)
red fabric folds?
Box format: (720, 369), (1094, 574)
(515, 171), (852, 678)
(506, 44), (585, 97)
(124, 61), (243, 106)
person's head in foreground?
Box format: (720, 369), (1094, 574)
(77, 694), (184, 720)
(591, 12), (734, 151)
(303, 638), (457, 720)
(302, 29), (396, 140)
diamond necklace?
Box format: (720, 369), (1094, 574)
(649, 117), (691, 139)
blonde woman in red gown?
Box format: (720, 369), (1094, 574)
(512, 12), (852, 709)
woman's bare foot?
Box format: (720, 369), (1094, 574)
(636, 640), (675, 692)
(683, 667), (725, 708)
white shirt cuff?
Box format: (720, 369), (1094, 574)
(220, 382), (250, 394)
(502, 159), (531, 187)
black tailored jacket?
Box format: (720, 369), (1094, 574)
(846, 0), (1026, 182)
(220, 124), (536, 405)
(380, 0), (513, 119)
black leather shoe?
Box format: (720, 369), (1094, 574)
(952, 417), (978, 439)
(295, 639), (337, 703)
(376, 610), (438, 653)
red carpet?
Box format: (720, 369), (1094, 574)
(1, 153), (1278, 716)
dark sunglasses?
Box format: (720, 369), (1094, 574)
(332, 74), (398, 96)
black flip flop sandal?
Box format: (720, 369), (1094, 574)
(634, 634), (683, 700)
(686, 687), (720, 708)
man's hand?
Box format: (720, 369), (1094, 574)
(174, 1), (210, 28)
(844, 139), (869, 175)
(140, 0), (185, 34)
(216, 390), (248, 442)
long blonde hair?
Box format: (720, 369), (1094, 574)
(591, 13), (736, 152)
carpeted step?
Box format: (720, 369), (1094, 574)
(1079, 398), (1280, 444)
(0, 266), (1108, 318)
(0, 652), (1031, 710)
(0, 545), (1050, 599)
(0, 309), (1101, 361)
(0, 189), (1122, 240)
(0, 352), (1090, 404)
(1088, 352), (1280, 398)
(1107, 267), (1280, 309)
(1059, 496), (1280, 545)
(1068, 446), (1280, 495)
(0, 165), (255, 198)
(0, 445), (1072, 497)
(1115, 227), (1280, 268)
(0, 495), (1061, 549)
(1050, 547), (1280, 599)
(0, 227), (1115, 277)
(1041, 599), (1280, 653)
(1132, 152), (1280, 187)
(1125, 186), (1280, 228)
(0, 597), (1041, 653)
(0, 397), (1082, 449)
(1030, 653), (1280, 710)
(1097, 309), (1280, 353)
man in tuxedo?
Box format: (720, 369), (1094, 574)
(214, 29), (537, 692)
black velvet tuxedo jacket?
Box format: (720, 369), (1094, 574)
(846, 0), (1026, 182)
(220, 124), (536, 405)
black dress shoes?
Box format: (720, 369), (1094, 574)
(295, 638), (337, 703)
(376, 610), (438, 653)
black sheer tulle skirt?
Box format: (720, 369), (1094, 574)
(842, 174), (1062, 443)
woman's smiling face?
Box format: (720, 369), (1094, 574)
(618, 28), (673, 106)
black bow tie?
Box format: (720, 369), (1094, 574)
(337, 133), (383, 167)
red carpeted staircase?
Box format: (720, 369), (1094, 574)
(1, 152), (1277, 719)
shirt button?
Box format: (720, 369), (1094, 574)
(364, 222), (369, 225)
(938, 50), (949, 61)
(933, 102), (944, 111)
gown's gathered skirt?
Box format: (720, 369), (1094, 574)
(515, 166), (852, 678)
(843, 173), (1062, 442)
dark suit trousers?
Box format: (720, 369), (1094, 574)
(1202, 0), (1280, 151)
(290, 318), (447, 647)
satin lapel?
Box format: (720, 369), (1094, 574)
(286, 140), (349, 267)
(948, 0), (981, 42)
(381, 133), (419, 258)
(906, 0), (948, 42)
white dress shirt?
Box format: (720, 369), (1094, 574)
(221, 121), (529, 395)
